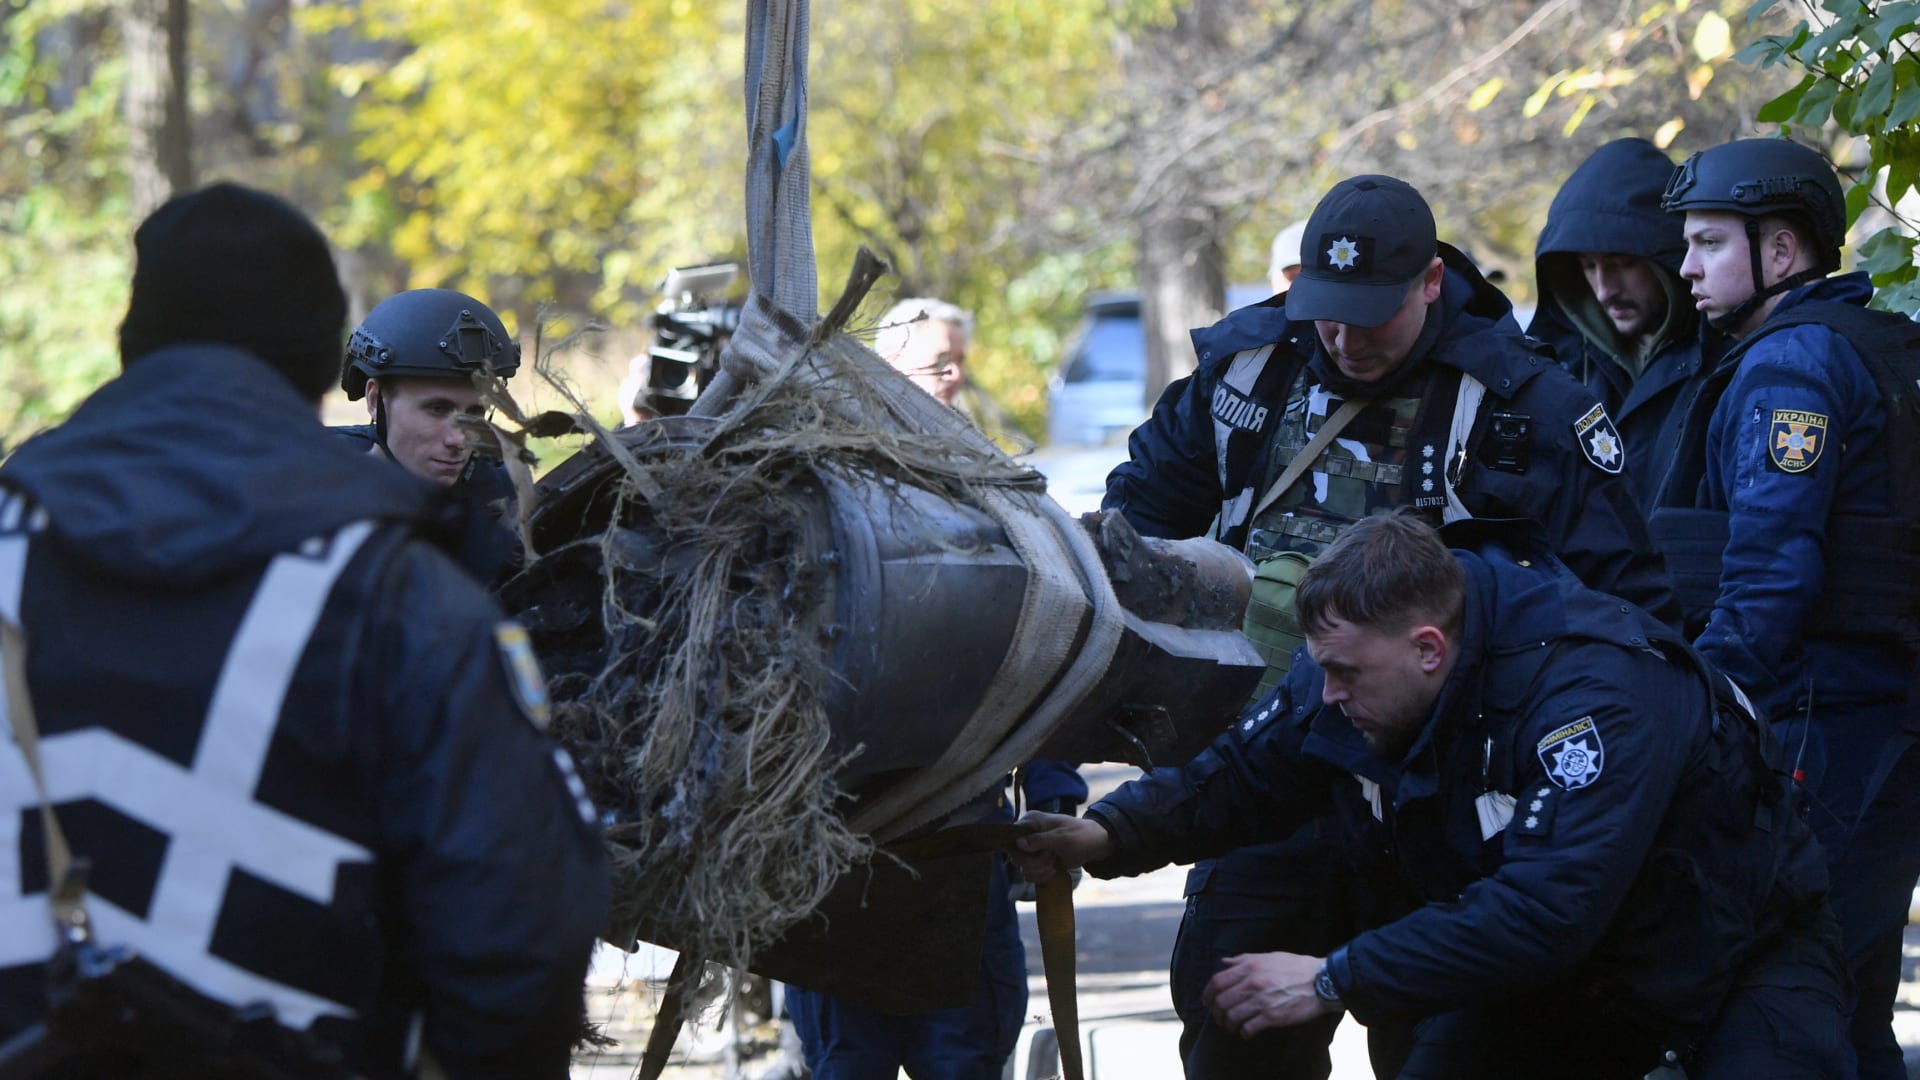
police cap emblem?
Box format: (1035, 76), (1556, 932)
(1320, 234), (1374, 273)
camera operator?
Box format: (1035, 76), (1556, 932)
(620, 263), (743, 425)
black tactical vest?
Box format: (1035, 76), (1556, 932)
(1243, 363), (1469, 563)
(1650, 300), (1920, 648)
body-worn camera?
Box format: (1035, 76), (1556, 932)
(1486, 411), (1534, 474)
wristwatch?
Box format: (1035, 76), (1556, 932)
(1312, 963), (1344, 1010)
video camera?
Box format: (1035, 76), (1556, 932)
(636, 262), (743, 418)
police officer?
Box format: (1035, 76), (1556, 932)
(1013, 512), (1844, 1079)
(336, 288), (523, 581)
(0, 184), (609, 1076)
(1530, 138), (1703, 511)
(1103, 173), (1674, 1078)
(337, 288), (519, 488)
(1656, 137), (1920, 1080)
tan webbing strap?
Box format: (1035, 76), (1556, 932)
(1248, 397), (1370, 524)
(1035, 874), (1082, 1080)
(882, 822), (1084, 1080)
(851, 489), (1124, 844)
(2, 606), (93, 946)
(2, 620), (69, 890)
(850, 488), (1089, 839)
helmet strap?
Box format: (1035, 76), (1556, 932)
(372, 386), (398, 464)
(1706, 217), (1821, 335)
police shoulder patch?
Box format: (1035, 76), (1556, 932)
(1572, 404), (1624, 474)
(1768, 409), (1828, 474)
(495, 621), (551, 730)
(1536, 715), (1605, 790)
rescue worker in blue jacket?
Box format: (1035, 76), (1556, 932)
(334, 288), (522, 583)
(1529, 137), (1704, 511)
(1103, 173), (1674, 1078)
(1013, 512), (1845, 1079)
(0, 183), (609, 1077)
(1656, 137), (1920, 1080)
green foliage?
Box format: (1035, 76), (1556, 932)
(0, 186), (128, 450)
(340, 0), (1138, 438)
(805, 0), (1132, 433)
(0, 0), (1839, 440)
(1740, 0), (1920, 314)
(335, 0), (738, 324)
(0, 0), (130, 447)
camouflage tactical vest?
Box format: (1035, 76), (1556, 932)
(1242, 363), (1467, 564)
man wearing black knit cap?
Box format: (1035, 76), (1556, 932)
(1102, 173), (1673, 1078)
(0, 183), (607, 1077)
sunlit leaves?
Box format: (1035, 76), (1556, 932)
(1740, 0), (1920, 313)
(332, 0), (1132, 430)
(1693, 10), (1733, 58)
(1524, 71), (1566, 118)
(1563, 93), (1598, 135)
(1857, 228), (1918, 280)
(339, 0), (738, 318)
(1517, 1), (1769, 141)
(0, 0), (133, 442)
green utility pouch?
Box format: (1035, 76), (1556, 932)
(1243, 550), (1314, 701)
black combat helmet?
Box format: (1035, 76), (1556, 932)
(1661, 138), (1846, 330)
(342, 288), (521, 401)
(1661, 137), (1846, 270)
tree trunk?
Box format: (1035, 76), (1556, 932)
(1138, 204), (1226, 399)
(125, 0), (193, 220)
(1131, 0), (1230, 404)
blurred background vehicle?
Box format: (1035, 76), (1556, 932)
(1046, 286), (1269, 449)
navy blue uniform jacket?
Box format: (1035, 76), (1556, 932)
(1082, 534), (1827, 1035)
(1105, 244), (1675, 624)
(1656, 273), (1902, 718)
(0, 346), (608, 1077)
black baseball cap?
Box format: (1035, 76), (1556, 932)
(1285, 175), (1439, 328)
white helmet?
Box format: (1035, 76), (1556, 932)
(1269, 220), (1311, 293)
